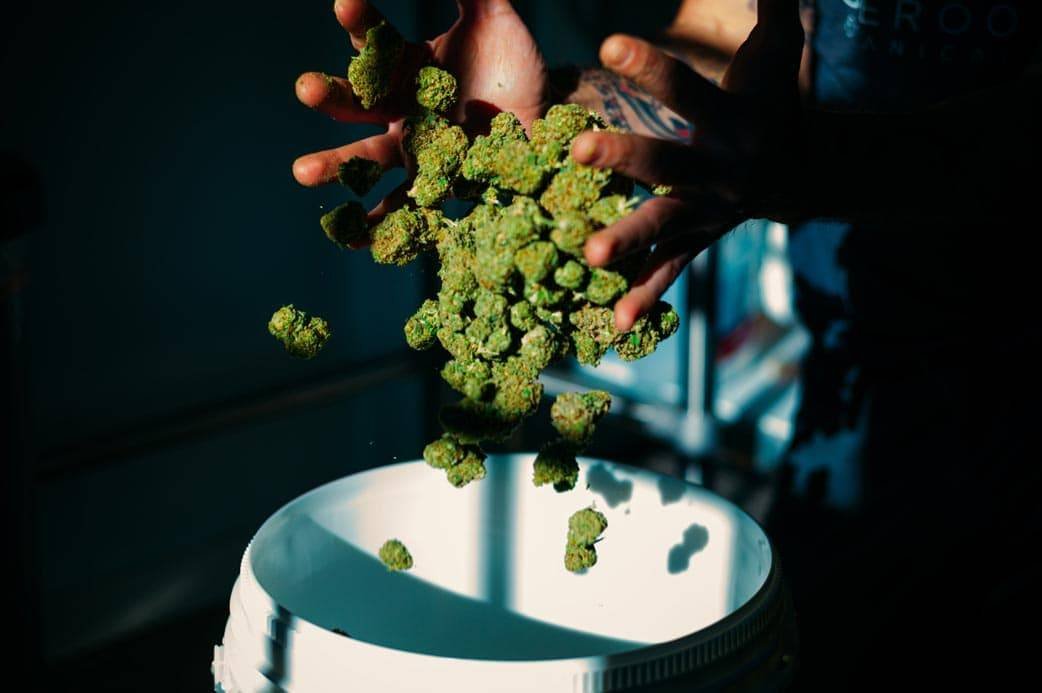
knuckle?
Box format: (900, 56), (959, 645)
(596, 134), (626, 166)
(646, 198), (673, 227)
(608, 134), (633, 164)
(629, 42), (660, 82)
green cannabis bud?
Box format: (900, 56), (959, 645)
(348, 21), (404, 109)
(532, 104), (605, 149)
(423, 434), (487, 487)
(533, 439), (580, 492)
(569, 304), (618, 366)
(441, 357), (494, 401)
(565, 507), (607, 572)
(409, 123), (469, 207)
(404, 113), (450, 158)
(550, 391), (612, 445)
(613, 301), (681, 361)
(446, 455), (488, 487)
(549, 211), (594, 258)
(370, 207), (427, 265)
(378, 538), (413, 571)
(509, 301), (538, 332)
(492, 140), (554, 195)
(268, 305), (332, 359)
(585, 268), (628, 306)
(540, 162), (614, 217)
(404, 299), (440, 350)
(553, 260), (586, 290)
(416, 66), (458, 114)
(337, 157), (383, 196)
(514, 241), (559, 283)
(461, 112), (528, 185)
(588, 194), (637, 227)
(320, 201), (368, 248)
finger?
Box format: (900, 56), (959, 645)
(599, 34), (724, 125)
(724, 0), (803, 97)
(295, 72), (399, 124)
(584, 197), (687, 267)
(292, 132), (403, 187)
(571, 131), (713, 188)
(614, 243), (696, 332)
(333, 0), (388, 50)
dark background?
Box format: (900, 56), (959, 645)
(2, 1), (678, 690)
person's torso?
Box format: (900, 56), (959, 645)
(813, 0), (1040, 110)
(793, 0), (1042, 358)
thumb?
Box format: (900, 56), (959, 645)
(722, 0), (804, 98)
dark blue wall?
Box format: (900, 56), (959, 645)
(3, 0), (430, 657)
(2, 0), (679, 659)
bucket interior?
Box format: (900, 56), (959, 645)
(249, 456), (771, 661)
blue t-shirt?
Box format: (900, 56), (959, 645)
(813, 0), (1038, 110)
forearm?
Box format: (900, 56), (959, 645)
(555, 67), (694, 142)
(560, 64), (1041, 227)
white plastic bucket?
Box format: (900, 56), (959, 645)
(213, 455), (787, 692)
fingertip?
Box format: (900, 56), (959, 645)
(614, 298), (638, 333)
(600, 34), (633, 70)
(333, 0), (365, 29)
(572, 133), (601, 165)
(584, 233), (615, 267)
(292, 157), (322, 187)
(296, 72), (333, 108)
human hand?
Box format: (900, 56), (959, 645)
(571, 0), (805, 331)
(292, 0), (548, 214)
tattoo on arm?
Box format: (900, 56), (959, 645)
(575, 69), (694, 142)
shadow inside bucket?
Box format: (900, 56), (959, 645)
(667, 523), (710, 575)
(657, 475), (687, 506)
(254, 516), (648, 661)
(586, 463), (634, 508)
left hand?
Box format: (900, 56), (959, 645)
(572, 0), (805, 331)
(292, 0), (548, 211)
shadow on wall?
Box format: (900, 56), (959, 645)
(4, 0), (425, 449)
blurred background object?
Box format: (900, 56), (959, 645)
(3, 1), (805, 690)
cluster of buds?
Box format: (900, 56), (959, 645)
(287, 25), (685, 571)
(395, 100), (679, 491)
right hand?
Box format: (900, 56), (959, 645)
(291, 0), (548, 217)
(571, 0), (806, 332)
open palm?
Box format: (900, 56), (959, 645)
(293, 0), (548, 201)
(431, 0), (547, 128)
